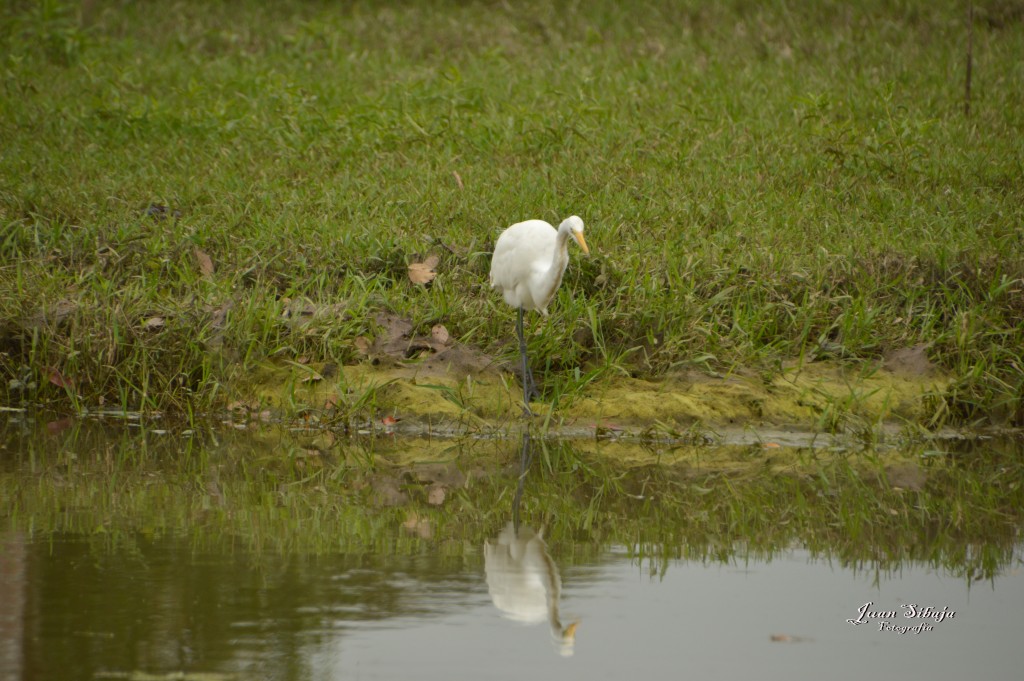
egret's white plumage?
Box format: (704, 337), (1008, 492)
(484, 522), (580, 656)
(489, 215), (589, 414)
(489, 216), (589, 315)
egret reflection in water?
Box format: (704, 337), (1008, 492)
(483, 432), (579, 656)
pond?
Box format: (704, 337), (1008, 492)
(2, 414), (1023, 681)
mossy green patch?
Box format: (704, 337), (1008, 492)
(230, 353), (952, 438)
(568, 361), (951, 430)
(236, 350), (519, 428)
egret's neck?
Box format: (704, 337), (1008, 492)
(535, 227), (573, 313)
(549, 228), (572, 275)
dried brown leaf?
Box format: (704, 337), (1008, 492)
(46, 417), (74, 434)
(46, 367), (73, 390)
(194, 247), (214, 277)
(427, 485), (447, 505)
(431, 324), (450, 345)
(408, 255), (440, 285)
(403, 512), (422, 530)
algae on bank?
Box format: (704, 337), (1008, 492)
(232, 350), (952, 438)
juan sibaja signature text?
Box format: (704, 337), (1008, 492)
(847, 602), (955, 634)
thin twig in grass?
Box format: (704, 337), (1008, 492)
(965, 0), (974, 117)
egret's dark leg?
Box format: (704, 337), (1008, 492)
(512, 430), (532, 534)
(516, 306), (536, 416)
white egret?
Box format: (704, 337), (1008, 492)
(484, 522), (580, 656)
(489, 215), (589, 414)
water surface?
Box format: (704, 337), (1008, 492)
(1, 416), (1022, 680)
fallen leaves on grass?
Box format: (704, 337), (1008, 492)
(408, 255), (439, 285)
(431, 324), (449, 345)
(427, 485), (447, 505)
(194, 247), (214, 278)
(46, 367), (74, 390)
(353, 336), (371, 355)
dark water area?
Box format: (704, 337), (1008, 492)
(1, 415), (1023, 680)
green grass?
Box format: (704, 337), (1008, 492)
(1, 0), (1022, 424)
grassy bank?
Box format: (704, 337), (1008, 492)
(1, 0), (1022, 424)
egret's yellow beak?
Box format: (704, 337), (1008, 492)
(574, 232), (590, 256)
